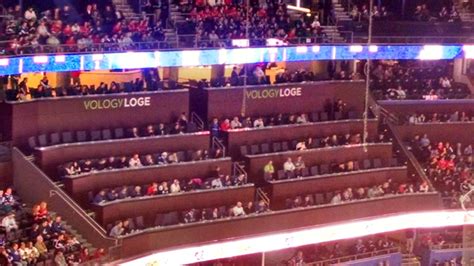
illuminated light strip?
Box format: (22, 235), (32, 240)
(350, 45), (363, 53)
(463, 45), (474, 59)
(33, 56), (48, 64)
(369, 45), (378, 53)
(0, 58), (9, 66)
(312, 46), (320, 53)
(18, 59), (23, 73)
(331, 46), (336, 60)
(118, 210), (474, 266)
(55, 55), (66, 63)
(287, 5), (311, 13)
(80, 56), (84, 71)
(92, 54), (104, 61)
(296, 46), (308, 53)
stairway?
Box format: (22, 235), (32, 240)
(332, 0), (353, 23)
(401, 254), (421, 266)
(112, 0), (141, 20)
(321, 25), (347, 43)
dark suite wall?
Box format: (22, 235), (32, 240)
(36, 133), (210, 177)
(225, 119), (378, 159)
(94, 185), (255, 226)
(380, 100), (474, 117)
(244, 143), (394, 183)
(205, 81), (365, 121)
(269, 167), (408, 209)
(7, 90), (189, 149)
(117, 193), (441, 258)
(0, 103), (12, 141)
(65, 158), (233, 206)
(396, 123), (474, 145)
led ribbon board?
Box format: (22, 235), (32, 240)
(118, 210), (474, 265)
(0, 45), (469, 76)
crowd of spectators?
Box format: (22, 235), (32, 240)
(407, 111), (474, 124)
(285, 179), (429, 209)
(410, 135), (472, 199)
(413, 4), (460, 22)
(370, 60), (470, 100)
(178, 0), (327, 48)
(93, 171), (247, 204)
(1, 2), (167, 55)
(59, 148), (225, 178)
(108, 200), (269, 237)
(349, 4), (391, 21)
(287, 235), (397, 265)
(0, 187), (105, 265)
(210, 99), (353, 135)
(4, 74), (164, 102)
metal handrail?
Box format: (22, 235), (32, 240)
(211, 137), (226, 158)
(191, 112), (205, 131)
(12, 148), (121, 253)
(232, 162), (248, 183)
(256, 188), (270, 206)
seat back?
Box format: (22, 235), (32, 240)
(114, 128), (125, 139)
(62, 131), (74, 143)
(38, 134), (48, 147)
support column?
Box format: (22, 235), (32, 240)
(163, 67), (179, 81)
(211, 64), (225, 81)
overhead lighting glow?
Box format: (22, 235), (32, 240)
(0, 58), (9, 66)
(463, 45), (474, 59)
(118, 210), (474, 266)
(312, 46), (320, 53)
(296, 46), (308, 53)
(92, 54), (104, 61)
(418, 45), (443, 60)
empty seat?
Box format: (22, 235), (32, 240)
(373, 158), (383, 168)
(114, 128), (125, 139)
(353, 161), (360, 170)
(310, 166), (319, 176)
(272, 142), (282, 152)
(61, 131), (74, 143)
(102, 129), (112, 140)
(314, 193), (325, 205)
(277, 170), (286, 180)
(76, 131), (88, 142)
(154, 214), (165, 227)
(320, 112), (329, 121)
(319, 164), (329, 175)
(28, 136), (37, 150)
(176, 151), (186, 162)
(250, 144), (260, 155)
(389, 158), (398, 167)
(290, 140), (298, 149)
(49, 133), (61, 145)
(135, 216), (145, 229)
(127, 218), (136, 230)
(260, 143), (270, 153)
(90, 130), (101, 141)
(187, 121), (198, 133)
(301, 167), (310, 177)
(363, 159), (372, 169)
(281, 141), (289, 151)
(348, 111), (358, 119)
(310, 112), (319, 122)
(240, 145), (248, 156)
(38, 134), (48, 147)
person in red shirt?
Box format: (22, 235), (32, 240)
(146, 183), (158, 196)
(220, 119), (231, 131)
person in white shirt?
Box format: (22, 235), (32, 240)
(419, 182), (429, 192)
(331, 192), (342, 204)
(2, 213), (18, 232)
(253, 118), (264, 128)
(24, 8), (37, 21)
(230, 117), (242, 129)
(211, 177), (223, 188)
(170, 179), (181, 193)
(283, 157), (296, 173)
(296, 113), (308, 124)
(232, 202), (246, 216)
(408, 114), (419, 124)
(128, 154), (142, 168)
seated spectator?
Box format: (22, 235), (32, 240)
(263, 160), (275, 180)
(109, 221), (124, 237)
(294, 156), (306, 177)
(170, 179), (181, 193)
(128, 154), (143, 168)
(232, 202), (246, 217)
(283, 157), (296, 177)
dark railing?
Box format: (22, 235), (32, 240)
(0, 33), (355, 56)
(308, 247), (401, 266)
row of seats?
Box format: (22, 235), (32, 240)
(272, 158), (398, 181)
(240, 136), (369, 157)
(28, 123), (200, 149)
